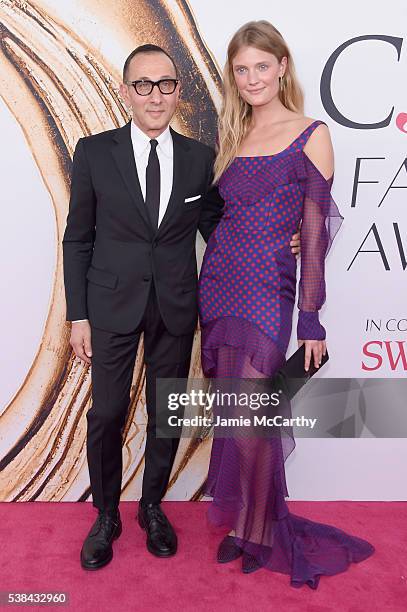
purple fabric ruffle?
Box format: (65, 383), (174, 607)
(201, 315), (286, 379)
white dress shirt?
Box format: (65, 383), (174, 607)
(72, 121), (174, 323)
(130, 120), (174, 228)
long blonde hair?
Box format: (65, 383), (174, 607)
(214, 20), (304, 183)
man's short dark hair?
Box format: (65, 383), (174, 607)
(123, 44), (178, 81)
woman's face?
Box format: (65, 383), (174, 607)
(232, 45), (286, 107)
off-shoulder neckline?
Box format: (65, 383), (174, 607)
(235, 119), (324, 160)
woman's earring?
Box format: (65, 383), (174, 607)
(279, 76), (284, 91)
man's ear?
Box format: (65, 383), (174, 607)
(119, 82), (131, 109)
(175, 83), (181, 104)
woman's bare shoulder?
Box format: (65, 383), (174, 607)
(284, 114), (323, 135)
(304, 119), (332, 148)
(301, 116), (328, 130)
(303, 120), (334, 180)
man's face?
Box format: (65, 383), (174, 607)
(120, 52), (180, 138)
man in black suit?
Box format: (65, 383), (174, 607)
(63, 44), (300, 570)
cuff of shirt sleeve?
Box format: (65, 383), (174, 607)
(297, 311), (326, 340)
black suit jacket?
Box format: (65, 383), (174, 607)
(62, 121), (224, 335)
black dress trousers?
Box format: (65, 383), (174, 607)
(86, 281), (194, 512)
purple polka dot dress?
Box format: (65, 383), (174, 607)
(198, 121), (374, 588)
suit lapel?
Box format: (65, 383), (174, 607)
(155, 127), (191, 238)
(111, 121), (154, 236)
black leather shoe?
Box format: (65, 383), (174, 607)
(138, 503), (177, 557)
(80, 510), (122, 570)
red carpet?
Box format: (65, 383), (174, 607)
(0, 501), (406, 611)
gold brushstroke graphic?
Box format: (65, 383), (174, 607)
(0, 0), (221, 502)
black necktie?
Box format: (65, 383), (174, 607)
(145, 139), (160, 228)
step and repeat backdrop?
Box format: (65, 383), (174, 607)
(1, 0), (406, 502)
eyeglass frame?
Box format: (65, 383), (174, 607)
(125, 78), (179, 96)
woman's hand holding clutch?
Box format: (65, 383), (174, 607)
(298, 339), (327, 372)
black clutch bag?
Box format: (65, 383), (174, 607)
(271, 343), (329, 400)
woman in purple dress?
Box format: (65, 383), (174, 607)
(198, 20), (374, 588)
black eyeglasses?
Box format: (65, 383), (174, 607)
(125, 78), (179, 96)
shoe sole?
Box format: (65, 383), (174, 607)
(138, 515), (177, 558)
(242, 566), (261, 574)
(81, 550), (113, 571)
(80, 521), (122, 570)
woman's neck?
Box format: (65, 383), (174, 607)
(250, 98), (291, 130)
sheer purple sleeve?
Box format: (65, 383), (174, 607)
(296, 152), (344, 340)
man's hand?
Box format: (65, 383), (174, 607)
(290, 231), (301, 256)
(70, 320), (92, 364)
(298, 339), (327, 372)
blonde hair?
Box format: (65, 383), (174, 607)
(214, 20), (304, 183)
